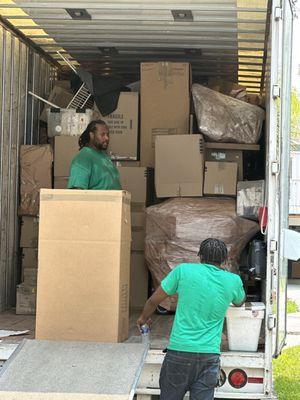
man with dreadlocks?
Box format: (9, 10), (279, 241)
(67, 120), (121, 190)
(137, 238), (245, 400)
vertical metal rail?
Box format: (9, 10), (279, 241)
(0, 27), (7, 312)
(0, 23), (56, 311)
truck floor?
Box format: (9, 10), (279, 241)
(0, 309), (231, 350)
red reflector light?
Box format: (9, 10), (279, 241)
(228, 369), (248, 389)
(248, 377), (264, 384)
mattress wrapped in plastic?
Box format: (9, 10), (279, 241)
(207, 78), (248, 102)
(192, 83), (265, 144)
(145, 197), (259, 310)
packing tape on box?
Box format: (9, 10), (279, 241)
(40, 192), (131, 205)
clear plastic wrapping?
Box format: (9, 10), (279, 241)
(145, 197), (259, 310)
(237, 180), (265, 220)
(192, 84), (265, 144)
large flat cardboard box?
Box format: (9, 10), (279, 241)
(36, 189), (131, 343)
(21, 248), (38, 268)
(292, 261), (300, 279)
(117, 167), (147, 227)
(94, 92), (139, 159)
(155, 134), (204, 197)
(54, 177), (69, 189)
(20, 217), (39, 248)
(140, 62), (190, 166)
(54, 136), (79, 177)
(206, 148), (243, 180)
(130, 251), (148, 310)
(19, 145), (53, 216)
(40, 85), (74, 122)
(204, 161), (238, 196)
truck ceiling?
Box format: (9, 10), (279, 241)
(0, 0), (270, 92)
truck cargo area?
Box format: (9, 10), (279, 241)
(0, 0), (297, 399)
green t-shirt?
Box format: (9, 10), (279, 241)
(161, 263), (245, 354)
(67, 147), (121, 190)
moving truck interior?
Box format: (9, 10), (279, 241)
(0, 1), (298, 399)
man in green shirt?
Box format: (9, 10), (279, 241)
(67, 120), (121, 190)
(137, 238), (246, 400)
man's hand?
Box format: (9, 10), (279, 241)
(136, 286), (169, 335)
(136, 317), (152, 333)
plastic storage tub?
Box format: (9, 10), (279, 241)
(226, 302), (265, 352)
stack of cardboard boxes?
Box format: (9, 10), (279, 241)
(54, 136), (79, 189)
(16, 61), (265, 323)
(117, 167), (149, 309)
(17, 145), (53, 314)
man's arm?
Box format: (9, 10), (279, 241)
(67, 162), (90, 190)
(232, 295), (246, 307)
(137, 286), (169, 329)
(232, 276), (246, 307)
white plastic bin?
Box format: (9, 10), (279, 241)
(226, 302), (265, 352)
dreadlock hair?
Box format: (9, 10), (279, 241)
(198, 238), (228, 266)
(78, 120), (107, 150)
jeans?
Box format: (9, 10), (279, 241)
(159, 350), (220, 400)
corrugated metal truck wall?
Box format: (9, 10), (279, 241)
(0, 23), (55, 312)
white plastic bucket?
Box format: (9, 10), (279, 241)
(226, 302), (265, 352)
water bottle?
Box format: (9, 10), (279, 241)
(140, 323), (150, 345)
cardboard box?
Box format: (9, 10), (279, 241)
(23, 267), (38, 286)
(20, 217), (39, 248)
(117, 167), (147, 203)
(53, 80), (71, 90)
(94, 92), (139, 159)
(16, 284), (36, 315)
(131, 210), (145, 228)
(130, 251), (148, 309)
(140, 62), (190, 166)
(19, 145), (53, 216)
(291, 261), (300, 279)
(21, 248), (38, 268)
(204, 162), (238, 196)
(205, 142), (260, 151)
(54, 136), (79, 177)
(40, 85), (74, 122)
(132, 227), (145, 251)
(206, 148), (243, 181)
(36, 189), (131, 343)
(155, 134), (204, 197)
(54, 177), (69, 189)
(117, 167), (147, 227)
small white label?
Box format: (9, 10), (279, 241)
(214, 184), (224, 194)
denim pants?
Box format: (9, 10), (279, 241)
(159, 350), (220, 400)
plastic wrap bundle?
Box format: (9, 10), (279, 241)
(145, 197), (259, 311)
(207, 78), (248, 102)
(237, 180), (265, 220)
(192, 84), (265, 144)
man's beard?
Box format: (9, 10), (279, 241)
(95, 142), (108, 151)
